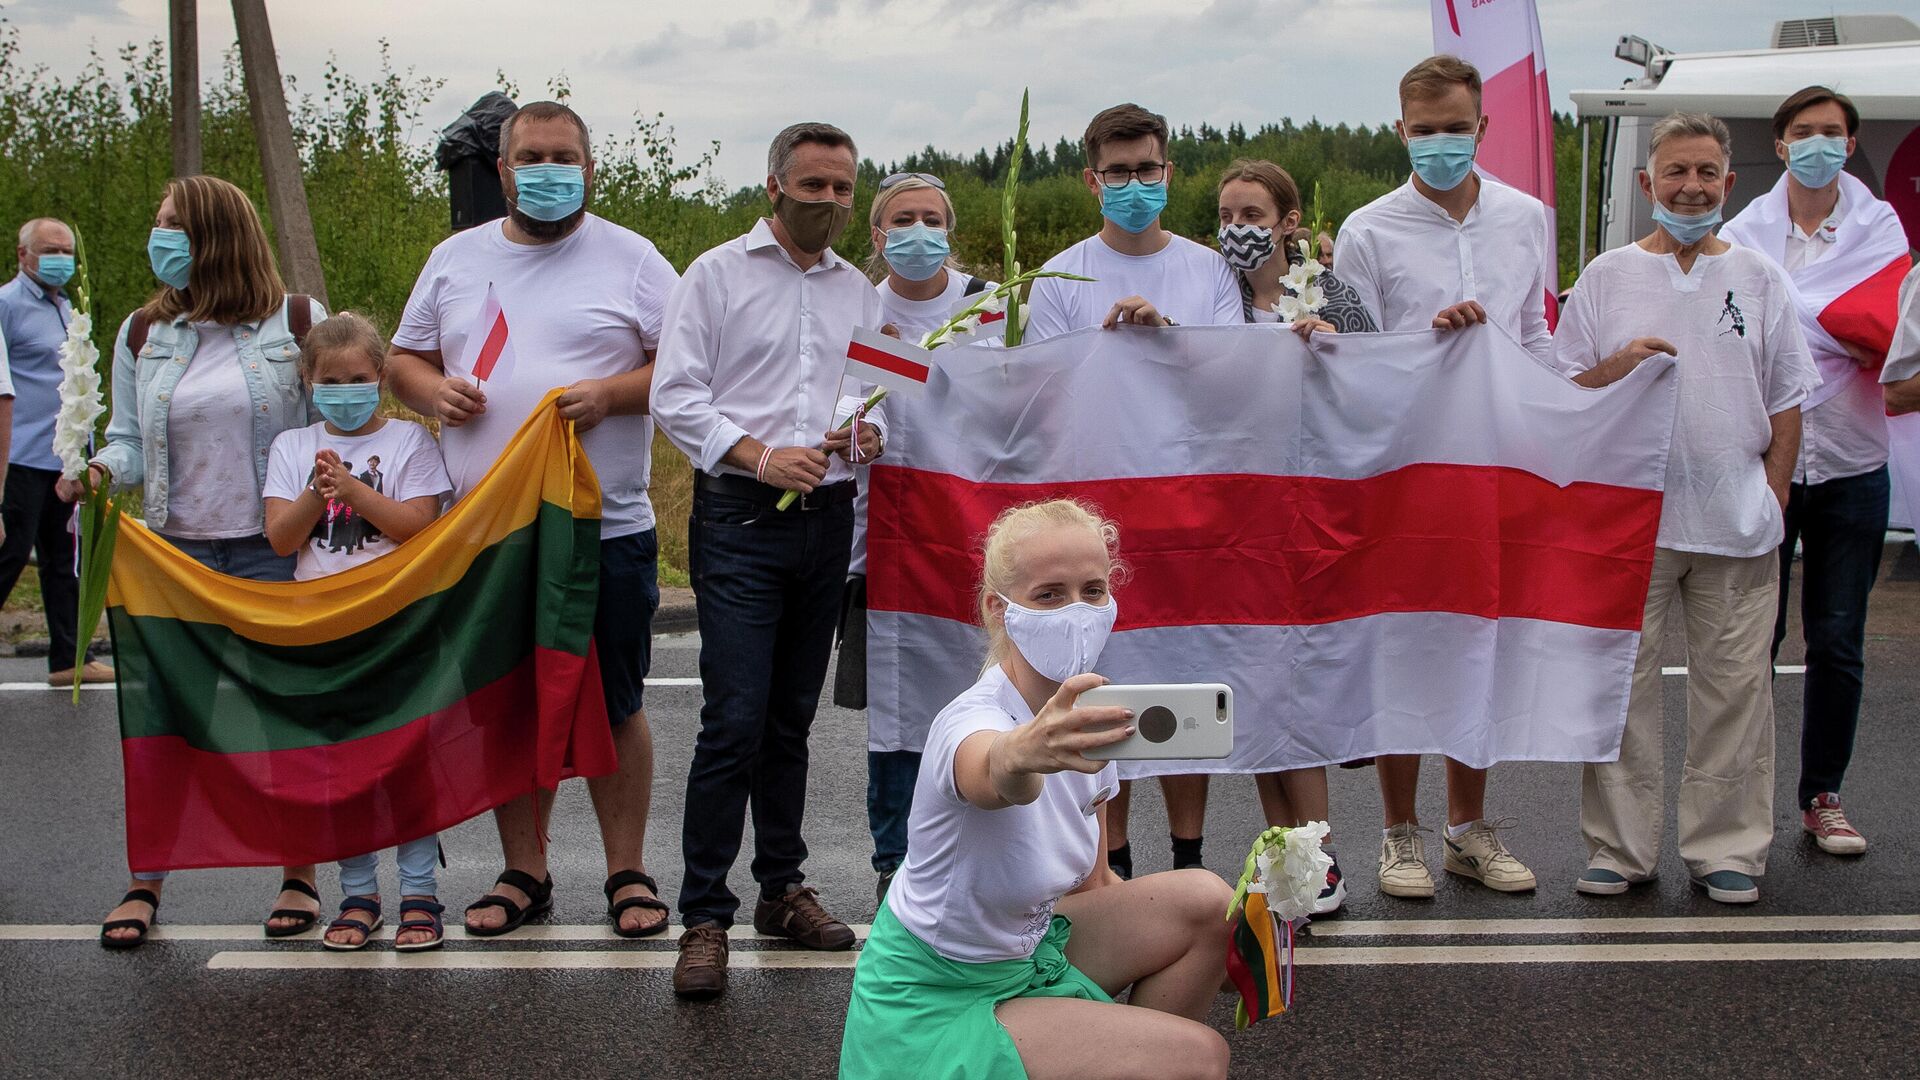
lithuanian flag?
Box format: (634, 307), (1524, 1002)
(109, 392), (615, 873)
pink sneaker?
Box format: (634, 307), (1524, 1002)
(1802, 793), (1867, 855)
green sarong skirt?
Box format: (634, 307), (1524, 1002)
(838, 903), (1112, 1079)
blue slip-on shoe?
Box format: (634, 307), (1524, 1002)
(1691, 870), (1759, 904)
(1575, 867), (1633, 896)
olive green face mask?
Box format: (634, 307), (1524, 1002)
(773, 189), (853, 255)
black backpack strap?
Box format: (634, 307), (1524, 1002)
(125, 310), (152, 357)
(962, 275), (989, 297)
(288, 294), (314, 346)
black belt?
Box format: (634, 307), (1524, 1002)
(695, 472), (856, 511)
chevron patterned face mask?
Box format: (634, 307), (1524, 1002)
(1218, 223), (1277, 273)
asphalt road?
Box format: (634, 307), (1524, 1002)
(4, 556), (1919, 1079)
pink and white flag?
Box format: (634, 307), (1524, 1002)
(461, 283), (516, 384)
(845, 326), (935, 395)
(864, 325), (1679, 776)
(1433, 0), (1560, 325)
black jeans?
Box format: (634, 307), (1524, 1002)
(1771, 465), (1889, 807)
(679, 485), (853, 928)
(0, 466), (80, 672)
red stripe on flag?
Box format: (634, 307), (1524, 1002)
(123, 646), (612, 872)
(867, 464), (1661, 632)
(979, 311), (1006, 324)
(473, 308), (510, 381)
(847, 338), (931, 384)
(1818, 255), (1914, 358)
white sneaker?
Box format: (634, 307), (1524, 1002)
(1443, 820), (1537, 892)
(1378, 824), (1435, 899)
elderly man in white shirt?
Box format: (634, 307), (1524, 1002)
(1557, 112), (1819, 905)
(1721, 86), (1911, 858)
(1332, 55), (1552, 902)
(652, 121), (884, 1003)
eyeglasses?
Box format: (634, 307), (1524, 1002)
(1095, 162), (1168, 188)
(879, 172), (946, 191)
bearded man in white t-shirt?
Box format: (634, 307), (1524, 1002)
(388, 101), (679, 940)
(1023, 102), (1242, 883)
(1557, 112), (1818, 904)
(1333, 56), (1553, 901)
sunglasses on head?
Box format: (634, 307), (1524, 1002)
(879, 172), (946, 191)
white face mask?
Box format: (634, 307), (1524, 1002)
(998, 595), (1119, 682)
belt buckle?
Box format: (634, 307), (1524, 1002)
(797, 487), (818, 512)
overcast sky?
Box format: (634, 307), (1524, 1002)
(12, 0), (1910, 188)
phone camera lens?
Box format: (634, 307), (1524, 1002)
(1139, 706), (1178, 744)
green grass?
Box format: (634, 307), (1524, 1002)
(2, 564), (44, 615)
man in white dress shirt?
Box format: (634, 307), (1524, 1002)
(1333, 55), (1553, 901)
(1721, 87), (1910, 858)
(652, 121), (884, 1001)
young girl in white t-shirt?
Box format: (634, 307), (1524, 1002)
(261, 312), (454, 951)
(839, 499), (1235, 1080)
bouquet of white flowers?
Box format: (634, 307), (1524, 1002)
(1271, 238), (1328, 322)
(1223, 821), (1333, 1028)
(53, 230), (122, 702)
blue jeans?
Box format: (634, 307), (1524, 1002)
(133, 533), (296, 882)
(868, 751), (922, 874)
(1772, 465), (1889, 806)
(339, 835), (440, 897)
(679, 485), (852, 928)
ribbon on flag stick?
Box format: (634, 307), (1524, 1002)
(775, 329), (935, 510)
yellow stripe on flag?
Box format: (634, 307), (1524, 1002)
(108, 392), (600, 647)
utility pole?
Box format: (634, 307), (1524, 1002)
(230, 0), (329, 305)
(168, 0), (200, 177)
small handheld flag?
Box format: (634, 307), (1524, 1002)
(465, 283), (515, 384)
(845, 326), (935, 395)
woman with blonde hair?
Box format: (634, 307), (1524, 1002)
(841, 171), (995, 905)
(1215, 158), (1374, 334)
(840, 499), (1233, 1080)
(70, 175), (328, 948)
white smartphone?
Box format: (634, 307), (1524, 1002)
(1077, 683), (1234, 761)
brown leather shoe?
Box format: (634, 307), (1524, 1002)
(672, 923), (729, 1001)
(48, 661), (115, 687)
(754, 885), (855, 951)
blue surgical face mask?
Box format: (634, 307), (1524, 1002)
(148, 227), (192, 290)
(34, 253), (75, 287)
(1406, 133), (1478, 191)
(311, 383), (382, 432)
(1101, 179), (1168, 234)
(1786, 134), (1848, 190)
(510, 163), (587, 222)
(883, 223), (950, 281)
(1651, 199), (1723, 246)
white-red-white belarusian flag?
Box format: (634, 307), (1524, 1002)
(864, 325), (1679, 776)
(1433, 0), (1560, 325)
(845, 326), (935, 395)
(461, 283), (516, 384)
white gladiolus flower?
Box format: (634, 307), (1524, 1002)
(54, 318), (108, 481)
(1253, 821), (1332, 922)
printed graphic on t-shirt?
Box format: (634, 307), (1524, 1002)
(307, 455), (389, 556)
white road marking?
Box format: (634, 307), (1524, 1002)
(201, 939), (1920, 971)
(1662, 666), (1804, 676)
(0, 922), (871, 943)
(1310, 915), (1920, 937)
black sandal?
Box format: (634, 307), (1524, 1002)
(99, 888), (160, 950)
(394, 898), (446, 952)
(264, 878), (322, 938)
(604, 870), (670, 939)
(323, 896), (383, 952)
(463, 869), (553, 938)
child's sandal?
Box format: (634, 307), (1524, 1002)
(322, 896), (383, 951)
(394, 898), (445, 953)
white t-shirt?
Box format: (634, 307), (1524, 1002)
(887, 666), (1120, 963)
(164, 325), (263, 539)
(392, 214), (678, 539)
(1025, 233), (1242, 340)
(1334, 178), (1555, 362)
(0, 327), (13, 398)
(1553, 244), (1820, 558)
(263, 418), (453, 581)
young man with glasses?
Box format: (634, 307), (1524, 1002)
(1025, 104), (1241, 882)
(1025, 103), (1242, 340)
